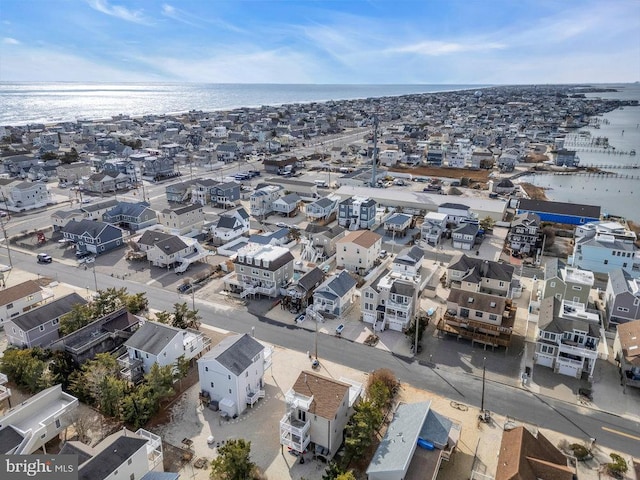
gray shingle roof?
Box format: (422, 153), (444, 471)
(448, 254), (514, 283)
(324, 271), (356, 297)
(538, 297), (600, 336)
(608, 268), (631, 295)
(137, 230), (174, 246)
(11, 293), (87, 332)
(79, 436), (147, 480)
(125, 321), (181, 355)
(202, 333), (264, 376)
(297, 267), (324, 292)
(80, 199), (119, 213)
(62, 219), (121, 239)
(394, 246), (424, 266)
(0, 426), (24, 454)
(385, 213), (412, 226)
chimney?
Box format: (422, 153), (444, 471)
(481, 260), (489, 277)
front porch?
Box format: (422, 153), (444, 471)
(437, 313), (514, 350)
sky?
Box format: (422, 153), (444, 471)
(1, 0), (639, 84)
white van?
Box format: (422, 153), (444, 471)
(314, 179), (327, 187)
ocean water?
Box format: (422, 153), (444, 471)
(524, 84), (640, 222)
(0, 83), (485, 126)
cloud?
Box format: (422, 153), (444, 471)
(87, 0), (151, 25)
(161, 3), (195, 26)
(160, 3), (246, 33)
(2, 37), (20, 45)
(389, 40), (506, 56)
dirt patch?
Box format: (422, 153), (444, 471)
(389, 166), (490, 182)
(519, 182), (549, 201)
(162, 440), (196, 473)
(522, 153), (549, 163)
(628, 220), (640, 248)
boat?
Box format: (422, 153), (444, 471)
(630, 150), (636, 156)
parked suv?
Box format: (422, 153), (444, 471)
(37, 253), (52, 264)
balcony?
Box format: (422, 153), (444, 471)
(559, 339), (597, 356)
(135, 428), (163, 471)
(437, 315), (513, 348)
(246, 390), (265, 408)
(118, 353), (144, 383)
(0, 373), (11, 403)
(183, 329), (212, 360)
(280, 412), (311, 453)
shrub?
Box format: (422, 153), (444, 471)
(606, 453), (628, 478)
(569, 443), (590, 460)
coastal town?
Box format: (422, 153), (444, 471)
(0, 84), (639, 480)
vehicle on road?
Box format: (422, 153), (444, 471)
(177, 283), (193, 293)
(276, 222), (288, 228)
(295, 314), (305, 324)
(75, 250), (92, 259)
(311, 359), (320, 370)
(37, 253), (52, 264)
(335, 324), (345, 335)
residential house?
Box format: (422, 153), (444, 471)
(605, 268), (640, 326)
(247, 228), (291, 247)
(280, 371), (361, 459)
(84, 172), (130, 193)
(27, 164), (57, 181)
(300, 224), (346, 263)
(197, 333), (270, 417)
(311, 270), (357, 317)
(384, 213), (412, 237)
(1, 180), (49, 211)
(102, 201), (157, 232)
(284, 267), (325, 312)
(421, 212), (448, 246)
(51, 209), (84, 230)
(542, 259), (594, 306)
(366, 401), (460, 480)
(61, 219), (124, 255)
(142, 155), (176, 180)
(79, 198), (119, 220)
(272, 193), (302, 217)
(57, 162), (91, 184)
(250, 185), (283, 218)
(613, 320), (640, 391)
(0, 384), (78, 454)
(0, 280), (44, 328)
(141, 231), (209, 272)
(227, 243), (295, 298)
(570, 221), (640, 278)
(495, 426), (574, 480)
(305, 195), (339, 224)
(534, 297), (600, 380)
(76, 428), (164, 480)
(362, 269), (419, 332)
(555, 149), (580, 167)
(210, 207), (250, 245)
(165, 180), (196, 203)
(336, 230), (382, 275)
(437, 288), (516, 349)
(508, 212), (541, 256)
(158, 203), (205, 236)
(438, 203), (472, 226)
(191, 179), (240, 208)
(263, 157), (297, 175)
(517, 199), (600, 226)
(49, 308), (140, 366)
(497, 148), (520, 172)
(492, 178), (516, 195)
(118, 321), (209, 384)
(447, 254), (515, 297)
(4, 293), (87, 348)
(452, 223), (479, 251)
(338, 196), (376, 230)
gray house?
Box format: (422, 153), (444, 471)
(542, 258), (594, 306)
(606, 268), (640, 326)
(102, 201), (157, 232)
(61, 219), (124, 255)
(508, 212), (541, 255)
(4, 293), (87, 348)
(312, 270), (357, 317)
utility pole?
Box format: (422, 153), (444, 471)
(414, 316), (419, 356)
(0, 215), (12, 269)
(480, 356), (487, 414)
(314, 315), (318, 360)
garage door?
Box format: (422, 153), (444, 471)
(557, 362), (580, 378)
(535, 355), (553, 368)
(388, 319), (404, 332)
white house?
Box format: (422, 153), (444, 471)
(158, 203), (205, 237)
(0, 384), (78, 454)
(0, 280), (43, 329)
(336, 230), (382, 275)
(312, 270), (357, 317)
(210, 207), (250, 244)
(534, 297), (601, 380)
(280, 371), (361, 460)
(438, 202), (472, 225)
(118, 321), (210, 383)
(197, 334), (271, 417)
(421, 212), (448, 246)
(250, 185), (283, 218)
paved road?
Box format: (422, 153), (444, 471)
(8, 248), (640, 457)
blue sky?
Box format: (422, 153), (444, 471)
(1, 0), (639, 84)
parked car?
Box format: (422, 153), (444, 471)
(276, 222), (288, 228)
(295, 314), (305, 324)
(75, 250), (92, 259)
(177, 283), (192, 293)
(379, 250), (388, 258)
(335, 324), (345, 335)
(37, 253), (52, 264)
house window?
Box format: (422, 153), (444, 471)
(246, 371), (248, 377)
(475, 311), (483, 318)
(604, 260), (608, 265)
(617, 307), (629, 312)
(6, 303), (13, 309)
(550, 282), (556, 288)
(128, 458), (132, 465)
(55, 419), (60, 429)
(130, 474), (135, 480)
(572, 286), (582, 291)
(229, 389), (232, 394)
(489, 314), (497, 321)
(52, 318), (59, 325)
(205, 367), (208, 372)
(39, 325), (45, 332)
(539, 344), (555, 354)
(228, 374), (231, 380)
(210, 382), (214, 388)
